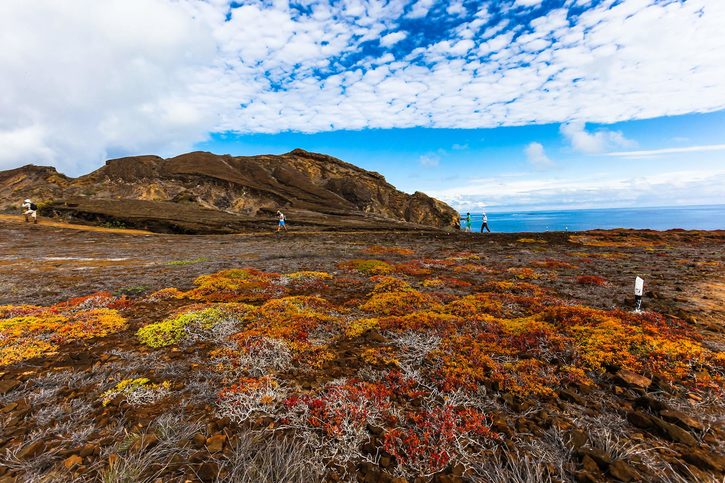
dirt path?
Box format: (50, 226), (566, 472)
(0, 214), (157, 235)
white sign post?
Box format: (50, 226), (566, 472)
(634, 276), (644, 312)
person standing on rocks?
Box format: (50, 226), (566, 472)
(22, 199), (38, 224)
(464, 212), (472, 232)
(276, 210), (287, 232)
(480, 212), (491, 233)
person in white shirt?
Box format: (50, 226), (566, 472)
(22, 199), (38, 224)
(276, 210), (287, 232)
(480, 212), (490, 233)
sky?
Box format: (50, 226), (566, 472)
(1, 0), (724, 211)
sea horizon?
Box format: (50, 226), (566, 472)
(459, 203), (725, 233)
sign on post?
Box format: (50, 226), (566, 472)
(634, 276), (644, 312)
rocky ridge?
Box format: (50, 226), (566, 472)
(0, 149), (459, 233)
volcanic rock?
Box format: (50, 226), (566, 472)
(652, 417), (697, 446)
(206, 433), (226, 453)
(608, 460), (640, 481)
(63, 455), (83, 469)
(627, 410), (654, 429)
(682, 448), (725, 472)
(0, 379), (19, 395)
(615, 369), (651, 389)
(659, 409), (705, 432)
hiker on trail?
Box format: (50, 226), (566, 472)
(480, 212), (491, 233)
(464, 212), (472, 232)
(276, 210), (287, 232)
(22, 199), (38, 224)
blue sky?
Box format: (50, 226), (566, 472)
(198, 109), (725, 211)
(1, 0), (724, 211)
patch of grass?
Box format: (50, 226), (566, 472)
(114, 285), (150, 296)
(100, 220), (127, 229)
(166, 257), (209, 266)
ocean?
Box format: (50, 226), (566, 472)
(460, 204), (725, 233)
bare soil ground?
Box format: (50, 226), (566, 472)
(0, 217), (723, 482)
(2, 218), (722, 330)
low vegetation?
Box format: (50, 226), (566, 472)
(0, 238), (723, 482)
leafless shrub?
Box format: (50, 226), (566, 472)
(237, 337), (292, 376)
(27, 387), (63, 407)
(93, 413), (201, 483)
(217, 377), (287, 424)
(578, 413), (654, 461)
(152, 360), (189, 380)
(0, 437), (62, 481)
(125, 384), (171, 407)
(0, 386), (27, 407)
(184, 316), (242, 346)
(387, 331), (441, 388)
(389, 331), (441, 363)
(33, 402), (67, 426)
(632, 446), (720, 483)
(518, 426), (574, 481)
(182, 375), (222, 404)
(215, 431), (319, 482)
(34, 368), (92, 389)
(106, 349), (163, 371)
(469, 447), (552, 483)
(152, 412), (203, 445)
(98, 441), (173, 483)
(66, 423), (97, 447)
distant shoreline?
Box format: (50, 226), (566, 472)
(458, 204), (725, 233)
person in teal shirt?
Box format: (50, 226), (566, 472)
(464, 212), (472, 232)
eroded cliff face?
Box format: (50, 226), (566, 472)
(0, 165), (71, 211)
(0, 149), (460, 233)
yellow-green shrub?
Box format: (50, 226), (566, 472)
(137, 303), (252, 348)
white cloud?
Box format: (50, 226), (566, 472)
(446, 1), (466, 16)
(380, 31), (407, 47)
(406, 0), (436, 19)
(606, 144), (725, 158)
(524, 142), (554, 168)
(514, 0), (544, 7)
(419, 153), (440, 167)
(0, 0), (218, 174)
(431, 170), (725, 211)
(1, 0), (725, 173)
(560, 121), (636, 154)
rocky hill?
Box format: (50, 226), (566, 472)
(0, 149), (459, 233)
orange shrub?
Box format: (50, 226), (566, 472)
(362, 245), (414, 256)
(360, 289), (441, 316)
(184, 268), (283, 303)
(576, 275), (607, 286)
(370, 276), (411, 294)
(394, 260), (433, 277)
(507, 267), (541, 280)
(1, 306), (126, 366)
